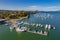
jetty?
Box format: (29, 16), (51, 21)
(27, 30), (48, 36)
(9, 19), (56, 36)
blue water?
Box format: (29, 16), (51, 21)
(0, 12), (60, 40)
(22, 12), (60, 40)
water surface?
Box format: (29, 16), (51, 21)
(0, 12), (60, 40)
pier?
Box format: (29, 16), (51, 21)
(27, 30), (48, 36)
(9, 19), (56, 36)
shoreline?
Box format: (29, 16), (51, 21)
(9, 16), (28, 23)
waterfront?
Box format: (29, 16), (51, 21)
(0, 12), (60, 40)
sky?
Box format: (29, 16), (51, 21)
(0, 0), (60, 11)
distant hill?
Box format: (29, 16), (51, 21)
(0, 10), (60, 14)
(39, 11), (60, 13)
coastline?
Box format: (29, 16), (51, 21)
(9, 16), (28, 23)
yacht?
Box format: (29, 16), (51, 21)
(16, 26), (28, 32)
(45, 24), (48, 29)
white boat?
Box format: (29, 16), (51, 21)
(36, 24), (39, 27)
(53, 27), (56, 30)
(45, 24), (48, 29)
(41, 25), (43, 27)
(38, 24), (41, 26)
(0, 19), (6, 21)
(21, 21), (24, 24)
(4, 23), (8, 26)
(48, 24), (51, 30)
(44, 31), (47, 34)
(32, 24), (35, 26)
(10, 27), (13, 30)
(17, 23), (22, 25)
(16, 27), (27, 32)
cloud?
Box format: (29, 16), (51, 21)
(42, 6), (60, 11)
(0, 5), (60, 11)
(24, 6), (39, 11)
(24, 6), (60, 11)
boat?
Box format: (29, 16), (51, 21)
(0, 19), (7, 24)
(45, 24), (48, 29)
(4, 23), (8, 26)
(36, 24), (39, 27)
(32, 24), (36, 26)
(38, 24), (41, 26)
(53, 27), (56, 30)
(16, 27), (28, 32)
(41, 25), (43, 27)
(48, 24), (51, 30)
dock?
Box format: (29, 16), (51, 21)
(9, 20), (56, 36)
(27, 30), (48, 36)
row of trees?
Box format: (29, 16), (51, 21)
(0, 11), (38, 19)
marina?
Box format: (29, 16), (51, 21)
(0, 0), (60, 40)
(0, 12), (60, 40)
(9, 20), (56, 36)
